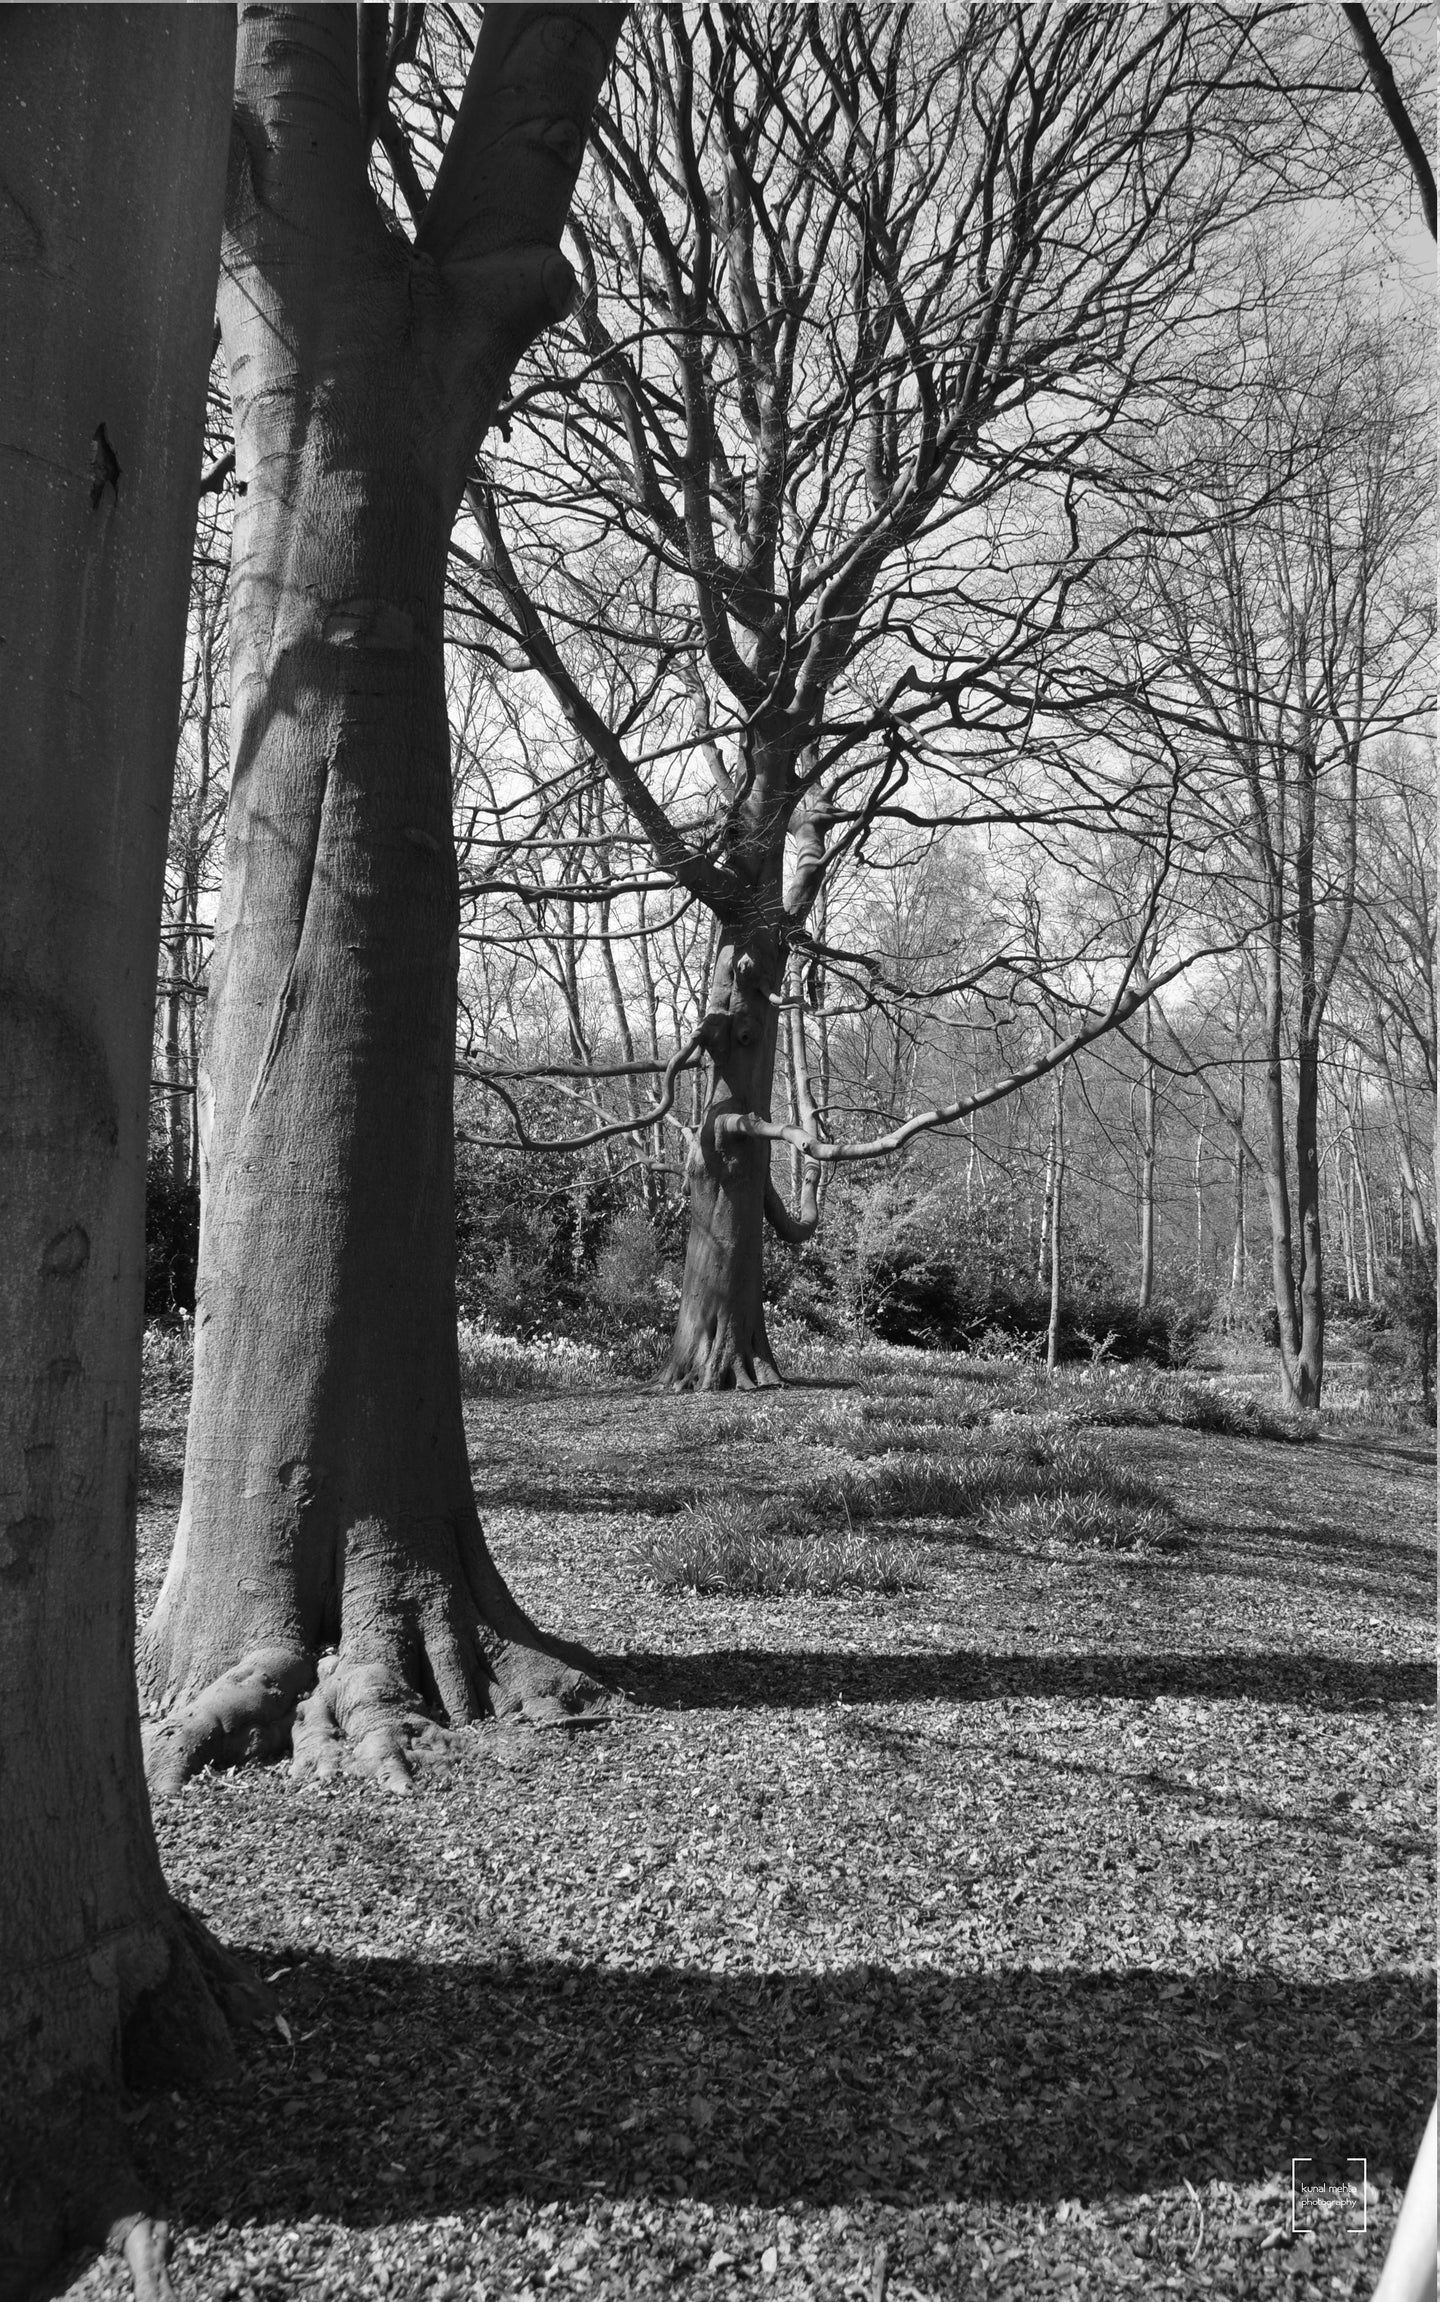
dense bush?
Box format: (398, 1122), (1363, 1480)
(853, 1194), (1202, 1366)
(144, 1157), (199, 1322)
(1387, 1251), (1437, 1421)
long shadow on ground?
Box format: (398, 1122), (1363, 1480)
(613, 1651), (1435, 1712)
(141, 1960), (1433, 2229)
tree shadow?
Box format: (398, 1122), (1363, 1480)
(608, 1650), (1435, 1713)
(481, 1479), (695, 1516)
(1319, 1431), (1436, 1469)
(139, 1957), (1434, 2231)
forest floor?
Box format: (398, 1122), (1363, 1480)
(70, 1338), (1434, 2302)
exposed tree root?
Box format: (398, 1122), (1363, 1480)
(111, 2215), (176, 2302)
(290, 1654), (458, 1794)
(144, 1618), (616, 1797)
(662, 1320), (784, 1392)
(141, 1647), (316, 1799)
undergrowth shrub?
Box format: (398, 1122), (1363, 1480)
(590, 1211), (667, 1312)
(141, 1321), (194, 1400)
(456, 1322), (606, 1397)
(144, 1157), (199, 1321)
(849, 1182), (1205, 1366)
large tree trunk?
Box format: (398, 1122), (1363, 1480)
(664, 919), (784, 1390)
(661, 765), (832, 1392)
(0, 12), (259, 2294)
(140, 5), (620, 1795)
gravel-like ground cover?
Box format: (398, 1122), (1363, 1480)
(69, 1347), (1435, 2302)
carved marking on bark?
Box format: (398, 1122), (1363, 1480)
(40, 1223), (90, 1275)
(242, 760), (329, 1120)
(2, 1514), (53, 1581)
(243, 955), (302, 1121)
(321, 598), (415, 649)
(88, 422), (120, 508)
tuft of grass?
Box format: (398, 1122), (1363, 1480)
(635, 1494), (927, 1596)
(982, 1490), (1184, 1555)
(1033, 1433), (1166, 1505)
(840, 1453), (1014, 1520)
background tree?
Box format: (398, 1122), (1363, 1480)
(1090, 279), (1433, 1404)
(0, 12), (261, 2296)
(463, 3), (1391, 1389)
(140, 3), (625, 1797)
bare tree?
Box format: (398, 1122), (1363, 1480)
(1094, 289), (1433, 1404)
(465, 4), (1339, 1388)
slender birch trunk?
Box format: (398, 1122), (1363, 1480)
(1046, 1060), (1066, 1370)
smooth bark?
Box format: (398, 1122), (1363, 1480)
(1046, 1061), (1066, 1371)
(1138, 991), (1157, 1308)
(140, 5), (622, 1793)
(0, 10), (250, 2294)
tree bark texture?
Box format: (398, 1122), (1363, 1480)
(0, 10), (248, 2293)
(140, 5), (621, 1795)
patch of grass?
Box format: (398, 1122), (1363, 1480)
(1037, 1366), (1320, 1443)
(833, 1431), (1167, 1526)
(983, 1490), (1185, 1555)
(1320, 1384), (1435, 1436)
(1035, 1433), (1167, 1506)
(841, 1452), (1017, 1520)
(635, 1494), (927, 1596)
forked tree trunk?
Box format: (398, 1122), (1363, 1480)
(0, 14), (260, 2295)
(140, 5), (620, 1795)
(664, 919), (785, 1390)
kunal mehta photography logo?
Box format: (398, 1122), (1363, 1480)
(1291, 2154), (1377, 2235)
